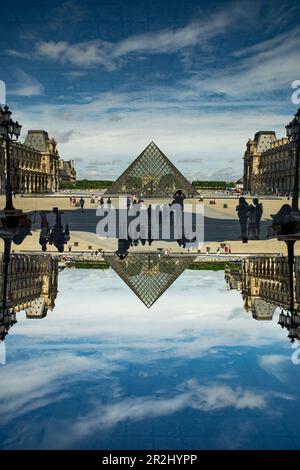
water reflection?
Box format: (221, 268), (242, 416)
(225, 256), (300, 341)
(0, 254), (59, 340)
(2, 251), (300, 449)
(2, 252), (300, 341)
(104, 252), (197, 308)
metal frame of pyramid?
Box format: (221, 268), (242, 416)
(103, 252), (197, 308)
(106, 142), (198, 197)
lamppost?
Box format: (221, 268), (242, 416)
(0, 106), (22, 318)
(0, 105), (22, 212)
(271, 108), (300, 340)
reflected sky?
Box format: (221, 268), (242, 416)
(1, 268), (300, 450)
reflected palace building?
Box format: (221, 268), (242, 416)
(243, 126), (298, 195)
(225, 256), (300, 321)
(0, 254), (58, 320)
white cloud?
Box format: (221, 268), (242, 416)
(113, 6), (239, 58)
(0, 351), (121, 424)
(258, 354), (291, 382)
(42, 379), (293, 448)
(36, 40), (115, 70)
(10, 68), (44, 97)
(9, 2), (247, 70)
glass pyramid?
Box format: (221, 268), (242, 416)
(103, 252), (196, 308)
(106, 142), (198, 197)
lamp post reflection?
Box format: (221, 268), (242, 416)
(270, 108), (300, 339)
(0, 105), (22, 324)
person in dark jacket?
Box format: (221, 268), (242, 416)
(79, 197), (85, 211)
(49, 208), (70, 253)
(236, 197), (249, 243)
(253, 198), (263, 239)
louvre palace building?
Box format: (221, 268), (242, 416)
(243, 120), (298, 195)
(0, 111), (76, 194)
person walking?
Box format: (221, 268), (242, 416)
(79, 197), (85, 212)
(253, 198), (263, 239)
(236, 197), (249, 243)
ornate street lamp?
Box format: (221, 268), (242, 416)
(278, 307), (300, 342)
(0, 307), (17, 341)
(0, 105), (22, 212)
(270, 108), (300, 340)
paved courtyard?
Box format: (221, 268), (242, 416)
(0, 194), (298, 255)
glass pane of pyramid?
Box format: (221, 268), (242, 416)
(103, 252), (196, 308)
(107, 142), (198, 197)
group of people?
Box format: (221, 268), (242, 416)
(115, 190), (193, 259)
(39, 208), (70, 253)
(236, 197), (263, 243)
(70, 196), (113, 210)
(69, 196), (85, 211)
(91, 195), (112, 205)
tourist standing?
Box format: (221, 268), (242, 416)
(79, 197), (85, 211)
(236, 197), (249, 243)
(253, 198), (263, 239)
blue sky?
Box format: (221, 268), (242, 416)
(1, 269), (300, 450)
(1, 0), (300, 180)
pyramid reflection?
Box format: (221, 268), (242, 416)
(103, 252), (196, 308)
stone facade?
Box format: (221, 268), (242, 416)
(0, 254), (58, 316)
(0, 130), (60, 194)
(59, 159), (76, 183)
(225, 256), (300, 319)
(0, 254), (59, 341)
(243, 130), (297, 195)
